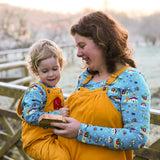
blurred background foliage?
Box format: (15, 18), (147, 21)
(0, 3), (160, 50)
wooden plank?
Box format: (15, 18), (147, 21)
(2, 155), (14, 160)
(150, 109), (160, 125)
(0, 82), (27, 98)
(15, 139), (23, 149)
(150, 108), (160, 115)
(9, 76), (32, 85)
(15, 140), (31, 160)
(0, 107), (19, 120)
(0, 81), (68, 100)
(0, 78), (21, 82)
(150, 87), (160, 95)
(134, 147), (160, 160)
(8, 98), (18, 109)
(0, 48), (28, 56)
(0, 61), (26, 71)
(0, 82), (27, 90)
(0, 116), (15, 135)
(133, 156), (148, 160)
(0, 131), (10, 140)
(0, 129), (21, 157)
(149, 139), (160, 151)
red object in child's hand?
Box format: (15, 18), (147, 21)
(53, 97), (62, 109)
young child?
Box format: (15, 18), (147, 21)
(16, 39), (70, 159)
(20, 39), (69, 125)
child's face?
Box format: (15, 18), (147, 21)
(36, 57), (61, 87)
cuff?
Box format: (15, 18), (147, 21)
(77, 123), (89, 143)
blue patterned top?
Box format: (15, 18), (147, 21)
(21, 67), (150, 150)
(21, 82), (60, 125)
(76, 67), (151, 150)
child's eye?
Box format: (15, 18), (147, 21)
(42, 70), (48, 73)
(52, 67), (58, 71)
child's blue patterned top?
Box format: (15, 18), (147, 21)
(21, 81), (60, 125)
(76, 67), (151, 150)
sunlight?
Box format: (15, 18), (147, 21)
(107, 0), (160, 14)
(0, 0), (159, 14)
(0, 0), (103, 13)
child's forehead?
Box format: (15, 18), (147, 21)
(38, 57), (59, 67)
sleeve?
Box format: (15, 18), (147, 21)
(21, 84), (60, 125)
(77, 70), (151, 150)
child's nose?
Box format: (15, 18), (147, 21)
(48, 70), (54, 76)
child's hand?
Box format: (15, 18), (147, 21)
(59, 106), (69, 117)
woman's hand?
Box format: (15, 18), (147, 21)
(51, 117), (81, 139)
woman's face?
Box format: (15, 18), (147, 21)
(74, 34), (106, 72)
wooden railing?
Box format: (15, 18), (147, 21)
(0, 46), (76, 82)
(0, 47), (160, 159)
(0, 81), (160, 159)
(0, 45), (75, 64)
(0, 82), (69, 160)
(0, 82), (29, 160)
(134, 110), (160, 160)
(0, 48), (28, 64)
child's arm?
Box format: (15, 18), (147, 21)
(59, 106), (69, 117)
(21, 84), (47, 125)
(22, 84), (69, 125)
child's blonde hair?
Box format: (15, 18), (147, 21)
(27, 39), (63, 76)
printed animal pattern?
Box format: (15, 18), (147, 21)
(76, 68), (151, 149)
(21, 82), (60, 125)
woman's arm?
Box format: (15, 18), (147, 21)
(77, 70), (151, 150)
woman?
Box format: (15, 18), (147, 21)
(52, 11), (151, 160)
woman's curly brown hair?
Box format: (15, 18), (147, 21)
(70, 11), (136, 73)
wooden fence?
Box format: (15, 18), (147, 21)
(0, 47), (160, 159)
(0, 46), (76, 82)
(0, 81), (160, 160)
(0, 45), (75, 64)
(0, 82), (69, 160)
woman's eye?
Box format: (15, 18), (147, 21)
(80, 45), (85, 49)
